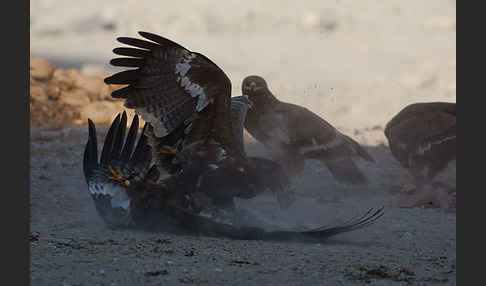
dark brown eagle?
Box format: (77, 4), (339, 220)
(84, 112), (384, 240)
(82, 31), (384, 240)
(384, 102), (456, 211)
(241, 75), (374, 185)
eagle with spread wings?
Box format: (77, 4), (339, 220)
(241, 75), (374, 185)
(82, 32), (384, 240)
(384, 102), (456, 212)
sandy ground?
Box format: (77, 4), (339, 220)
(30, 0), (456, 285)
(30, 127), (456, 286)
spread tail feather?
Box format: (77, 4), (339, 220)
(161, 203), (384, 241)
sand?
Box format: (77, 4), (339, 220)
(30, 0), (456, 285)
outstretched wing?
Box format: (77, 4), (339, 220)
(104, 31), (235, 150)
(83, 112), (159, 227)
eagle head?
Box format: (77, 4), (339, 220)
(242, 75), (268, 94)
(242, 75), (277, 109)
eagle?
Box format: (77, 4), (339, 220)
(84, 111), (384, 240)
(241, 75), (375, 185)
(82, 31), (384, 240)
(384, 102), (456, 211)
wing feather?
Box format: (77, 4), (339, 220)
(105, 31), (234, 153)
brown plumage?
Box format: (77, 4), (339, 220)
(242, 75), (374, 185)
(384, 102), (456, 211)
(83, 112), (385, 240)
(103, 32), (296, 211)
(81, 32), (385, 240)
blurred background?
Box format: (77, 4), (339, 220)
(30, 0), (456, 131)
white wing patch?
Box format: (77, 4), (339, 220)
(417, 135), (456, 155)
(89, 182), (131, 210)
(175, 51), (213, 112)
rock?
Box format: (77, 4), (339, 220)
(51, 69), (77, 90)
(30, 58), (144, 127)
(72, 74), (103, 101)
(30, 58), (55, 80)
(59, 89), (91, 107)
(46, 84), (61, 100)
(30, 84), (49, 103)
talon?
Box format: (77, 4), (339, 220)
(108, 165), (124, 182)
(124, 180), (131, 187)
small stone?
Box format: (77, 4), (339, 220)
(30, 84), (49, 102)
(73, 74), (103, 101)
(46, 84), (61, 100)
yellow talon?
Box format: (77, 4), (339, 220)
(124, 180), (131, 187)
(107, 165), (124, 182)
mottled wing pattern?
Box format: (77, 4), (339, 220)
(144, 124), (185, 176)
(104, 31), (233, 148)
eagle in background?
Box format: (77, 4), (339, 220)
(241, 75), (375, 185)
(384, 102), (456, 212)
(82, 31), (384, 240)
